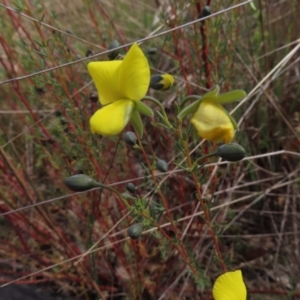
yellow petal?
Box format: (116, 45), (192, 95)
(161, 73), (174, 90)
(213, 270), (247, 300)
(118, 43), (150, 101)
(90, 100), (134, 136)
(191, 99), (235, 143)
(88, 60), (123, 105)
(150, 73), (174, 91)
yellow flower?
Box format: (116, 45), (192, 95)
(213, 270), (247, 300)
(191, 99), (235, 144)
(88, 43), (150, 136)
(150, 74), (174, 91)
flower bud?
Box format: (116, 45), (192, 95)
(107, 40), (120, 60)
(150, 74), (174, 91)
(147, 47), (157, 55)
(64, 174), (100, 192)
(89, 91), (98, 103)
(54, 110), (62, 117)
(123, 131), (137, 146)
(127, 223), (143, 239)
(202, 6), (211, 17)
(216, 143), (246, 162)
(60, 117), (68, 125)
(126, 182), (136, 194)
(86, 50), (93, 57)
(156, 159), (168, 172)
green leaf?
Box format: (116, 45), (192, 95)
(228, 113), (239, 130)
(131, 110), (143, 138)
(156, 110), (165, 121)
(177, 99), (202, 119)
(201, 85), (220, 99)
(214, 90), (247, 104)
(135, 101), (154, 117)
(192, 126), (199, 144)
(155, 111), (172, 129)
(156, 122), (173, 131)
(250, 1), (257, 11)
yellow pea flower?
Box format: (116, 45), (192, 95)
(191, 99), (235, 144)
(88, 43), (150, 136)
(178, 86), (246, 144)
(213, 270), (247, 300)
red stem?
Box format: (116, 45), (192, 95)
(196, 1), (212, 89)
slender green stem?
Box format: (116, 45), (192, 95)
(143, 96), (174, 129)
(191, 151), (218, 171)
(94, 182), (131, 209)
(177, 120), (226, 272)
(180, 95), (200, 107)
(135, 133), (202, 279)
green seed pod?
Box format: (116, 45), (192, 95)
(216, 143), (246, 162)
(156, 159), (168, 172)
(147, 47), (157, 55)
(64, 174), (100, 192)
(123, 131), (137, 146)
(107, 40), (120, 60)
(60, 117), (68, 125)
(127, 223), (143, 240)
(126, 182), (136, 194)
(202, 6), (211, 17)
(54, 110), (62, 117)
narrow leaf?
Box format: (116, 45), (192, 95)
(135, 101), (154, 117)
(201, 85), (220, 100)
(192, 126), (199, 144)
(177, 99), (202, 119)
(228, 113), (239, 130)
(215, 90), (247, 104)
(250, 1), (257, 11)
(131, 110), (143, 138)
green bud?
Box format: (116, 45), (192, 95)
(202, 6), (211, 17)
(64, 174), (100, 192)
(150, 74), (174, 91)
(127, 223), (143, 239)
(60, 117), (68, 125)
(216, 143), (246, 162)
(156, 159), (168, 172)
(107, 40), (120, 60)
(147, 47), (157, 55)
(124, 131), (137, 146)
(54, 110), (62, 117)
(126, 182), (136, 194)
(89, 91), (98, 103)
